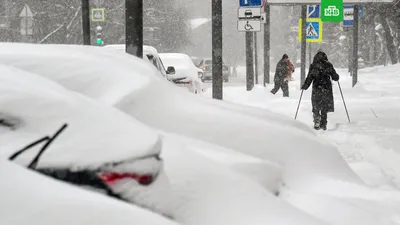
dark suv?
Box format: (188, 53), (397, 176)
(196, 58), (230, 82)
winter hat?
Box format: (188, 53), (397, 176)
(282, 54), (289, 59)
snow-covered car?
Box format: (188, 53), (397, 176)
(0, 160), (179, 225)
(2, 43), (400, 224)
(159, 53), (204, 94)
(104, 44), (170, 79)
(0, 63), (172, 217)
(197, 57), (230, 82)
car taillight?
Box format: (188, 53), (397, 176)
(98, 172), (154, 186)
(202, 66), (207, 71)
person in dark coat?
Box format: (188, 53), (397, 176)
(271, 54), (290, 97)
(301, 51), (339, 130)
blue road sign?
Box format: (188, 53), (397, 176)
(343, 5), (354, 27)
(306, 21), (320, 40)
(307, 5), (320, 18)
(239, 0), (262, 7)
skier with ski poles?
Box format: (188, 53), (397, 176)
(301, 51), (339, 130)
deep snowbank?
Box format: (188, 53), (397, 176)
(0, 160), (180, 225)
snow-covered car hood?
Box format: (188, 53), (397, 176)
(0, 160), (179, 225)
(0, 63), (161, 168)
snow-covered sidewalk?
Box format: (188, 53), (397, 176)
(205, 64), (400, 190)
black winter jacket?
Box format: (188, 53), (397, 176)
(302, 52), (339, 112)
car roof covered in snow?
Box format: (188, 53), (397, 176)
(104, 44), (159, 57)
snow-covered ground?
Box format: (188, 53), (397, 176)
(205, 64), (400, 224)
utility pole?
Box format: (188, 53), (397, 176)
(81, 0), (90, 45)
(263, 4), (270, 86)
(352, 5), (359, 87)
(300, 5), (307, 86)
(246, 32), (254, 91)
(212, 0), (223, 100)
(308, 43), (312, 66)
(254, 32), (259, 84)
(125, 0), (143, 58)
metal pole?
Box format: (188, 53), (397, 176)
(254, 32), (259, 85)
(308, 42), (312, 66)
(295, 90), (304, 120)
(81, 0), (91, 45)
(338, 81), (351, 123)
(348, 29), (353, 74)
(301, 5), (307, 87)
(246, 31), (254, 91)
(212, 0), (223, 100)
(125, 0), (143, 58)
(352, 5), (359, 87)
(263, 4), (270, 86)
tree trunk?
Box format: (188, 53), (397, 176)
(379, 11), (398, 64)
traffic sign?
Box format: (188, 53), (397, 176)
(237, 20), (261, 32)
(238, 7), (261, 19)
(92, 8), (105, 22)
(321, 0), (343, 22)
(239, 0), (262, 7)
(298, 18), (323, 42)
(307, 5), (320, 18)
(343, 5), (354, 27)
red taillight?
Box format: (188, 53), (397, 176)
(98, 172), (154, 186)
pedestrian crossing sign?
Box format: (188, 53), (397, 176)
(298, 18), (323, 43)
(92, 8), (105, 22)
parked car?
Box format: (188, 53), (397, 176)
(197, 58), (230, 82)
(159, 53), (204, 94)
(104, 44), (169, 79)
(0, 63), (173, 218)
(104, 45), (202, 94)
(0, 160), (179, 225)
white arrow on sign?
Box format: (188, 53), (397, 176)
(19, 4), (33, 18)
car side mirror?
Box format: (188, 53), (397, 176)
(167, 66), (175, 75)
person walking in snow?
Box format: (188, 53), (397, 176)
(301, 51), (339, 130)
(271, 54), (291, 97)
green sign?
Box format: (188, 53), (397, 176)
(321, 0), (343, 22)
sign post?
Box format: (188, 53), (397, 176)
(238, 0), (262, 91)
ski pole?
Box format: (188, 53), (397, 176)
(337, 81), (351, 123)
(295, 90), (304, 120)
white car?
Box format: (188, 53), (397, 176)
(104, 44), (169, 79)
(0, 160), (180, 225)
(0, 63), (173, 218)
(104, 44), (203, 94)
(159, 53), (204, 94)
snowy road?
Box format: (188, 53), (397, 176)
(205, 65), (400, 190)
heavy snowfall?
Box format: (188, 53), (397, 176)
(1, 0), (400, 225)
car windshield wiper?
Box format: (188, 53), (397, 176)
(9, 123), (68, 170)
